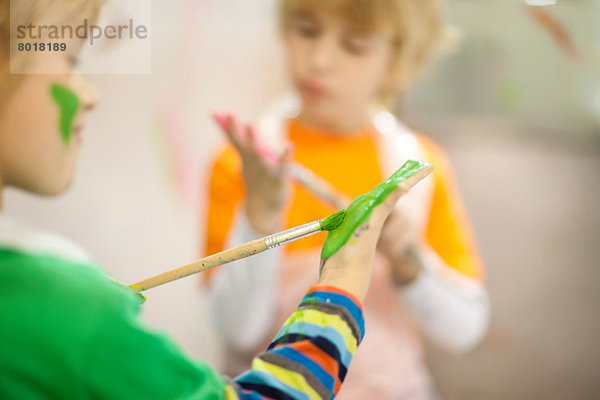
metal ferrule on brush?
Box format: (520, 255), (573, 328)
(264, 220), (323, 249)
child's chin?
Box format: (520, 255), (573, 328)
(303, 104), (339, 125)
(35, 174), (77, 197)
(57, 175), (77, 194)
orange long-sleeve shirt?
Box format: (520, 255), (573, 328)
(203, 116), (487, 399)
(203, 118), (484, 281)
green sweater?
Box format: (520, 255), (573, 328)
(0, 248), (225, 399)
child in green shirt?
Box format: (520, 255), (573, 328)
(0, 1), (412, 398)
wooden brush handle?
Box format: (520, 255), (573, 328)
(131, 238), (267, 292)
(131, 165), (433, 293)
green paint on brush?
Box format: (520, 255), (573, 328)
(50, 83), (80, 145)
(320, 160), (431, 260)
(129, 284), (147, 304)
(320, 210), (346, 231)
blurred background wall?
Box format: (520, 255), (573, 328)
(404, 1), (600, 399)
(4, 0), (599, 398)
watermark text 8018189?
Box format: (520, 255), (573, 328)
(17, 42), (67, 52)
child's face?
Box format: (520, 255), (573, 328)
(0, 38), (98, 196)
(284, 9), (394, 131)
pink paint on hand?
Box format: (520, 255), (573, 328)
(213, 111), (280, 165)
(212, 112), (350, 209)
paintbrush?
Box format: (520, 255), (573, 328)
(130, 210), (345, 292)
(213, 112), (351, 209)
(131, 163), (432, 292)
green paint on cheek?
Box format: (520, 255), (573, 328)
(50, 83), (80, 145)
(320, 160), (431, 260)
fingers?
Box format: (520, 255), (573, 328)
(371, 186), (404, 220)
(213, 111), (252, 156)
(369, 185), (410, 231)
(274, 145), (292, 177)
(245, 124), (258, 153)
(380, 164), (434, 210)
(213, 112), (241, 151)
(212, 112), (227, 131)
(213, 111), (292, 170)
(213, 111), (244, 152)
(382, 185), (405, 208)
(226, 114), (245, 151)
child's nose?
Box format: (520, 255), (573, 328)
(309, 35), (337, 72)
(81, 82), (99, 111)
(73, 73), (99, 111)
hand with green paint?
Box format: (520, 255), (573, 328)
(318, 186), (402, 302)
(318, 161), (432, 302)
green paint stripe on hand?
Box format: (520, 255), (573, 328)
(320, 160), (431, 260)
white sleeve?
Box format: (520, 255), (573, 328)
(398, 248), (490, 353)
(208, 208), (282, 352)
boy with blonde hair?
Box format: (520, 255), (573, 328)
(205, 0), (490, 398)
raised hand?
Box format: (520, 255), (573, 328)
(319, 162), (433, 301)
(214, 112), (290, 235)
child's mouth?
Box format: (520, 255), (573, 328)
(73, 125), (84, 144)
(300, 80), (328, 98)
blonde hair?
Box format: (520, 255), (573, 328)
(0, 0), (102, 106)
(280, 0), (457, 92)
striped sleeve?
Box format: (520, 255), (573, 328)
(224, 285), (365, 400)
